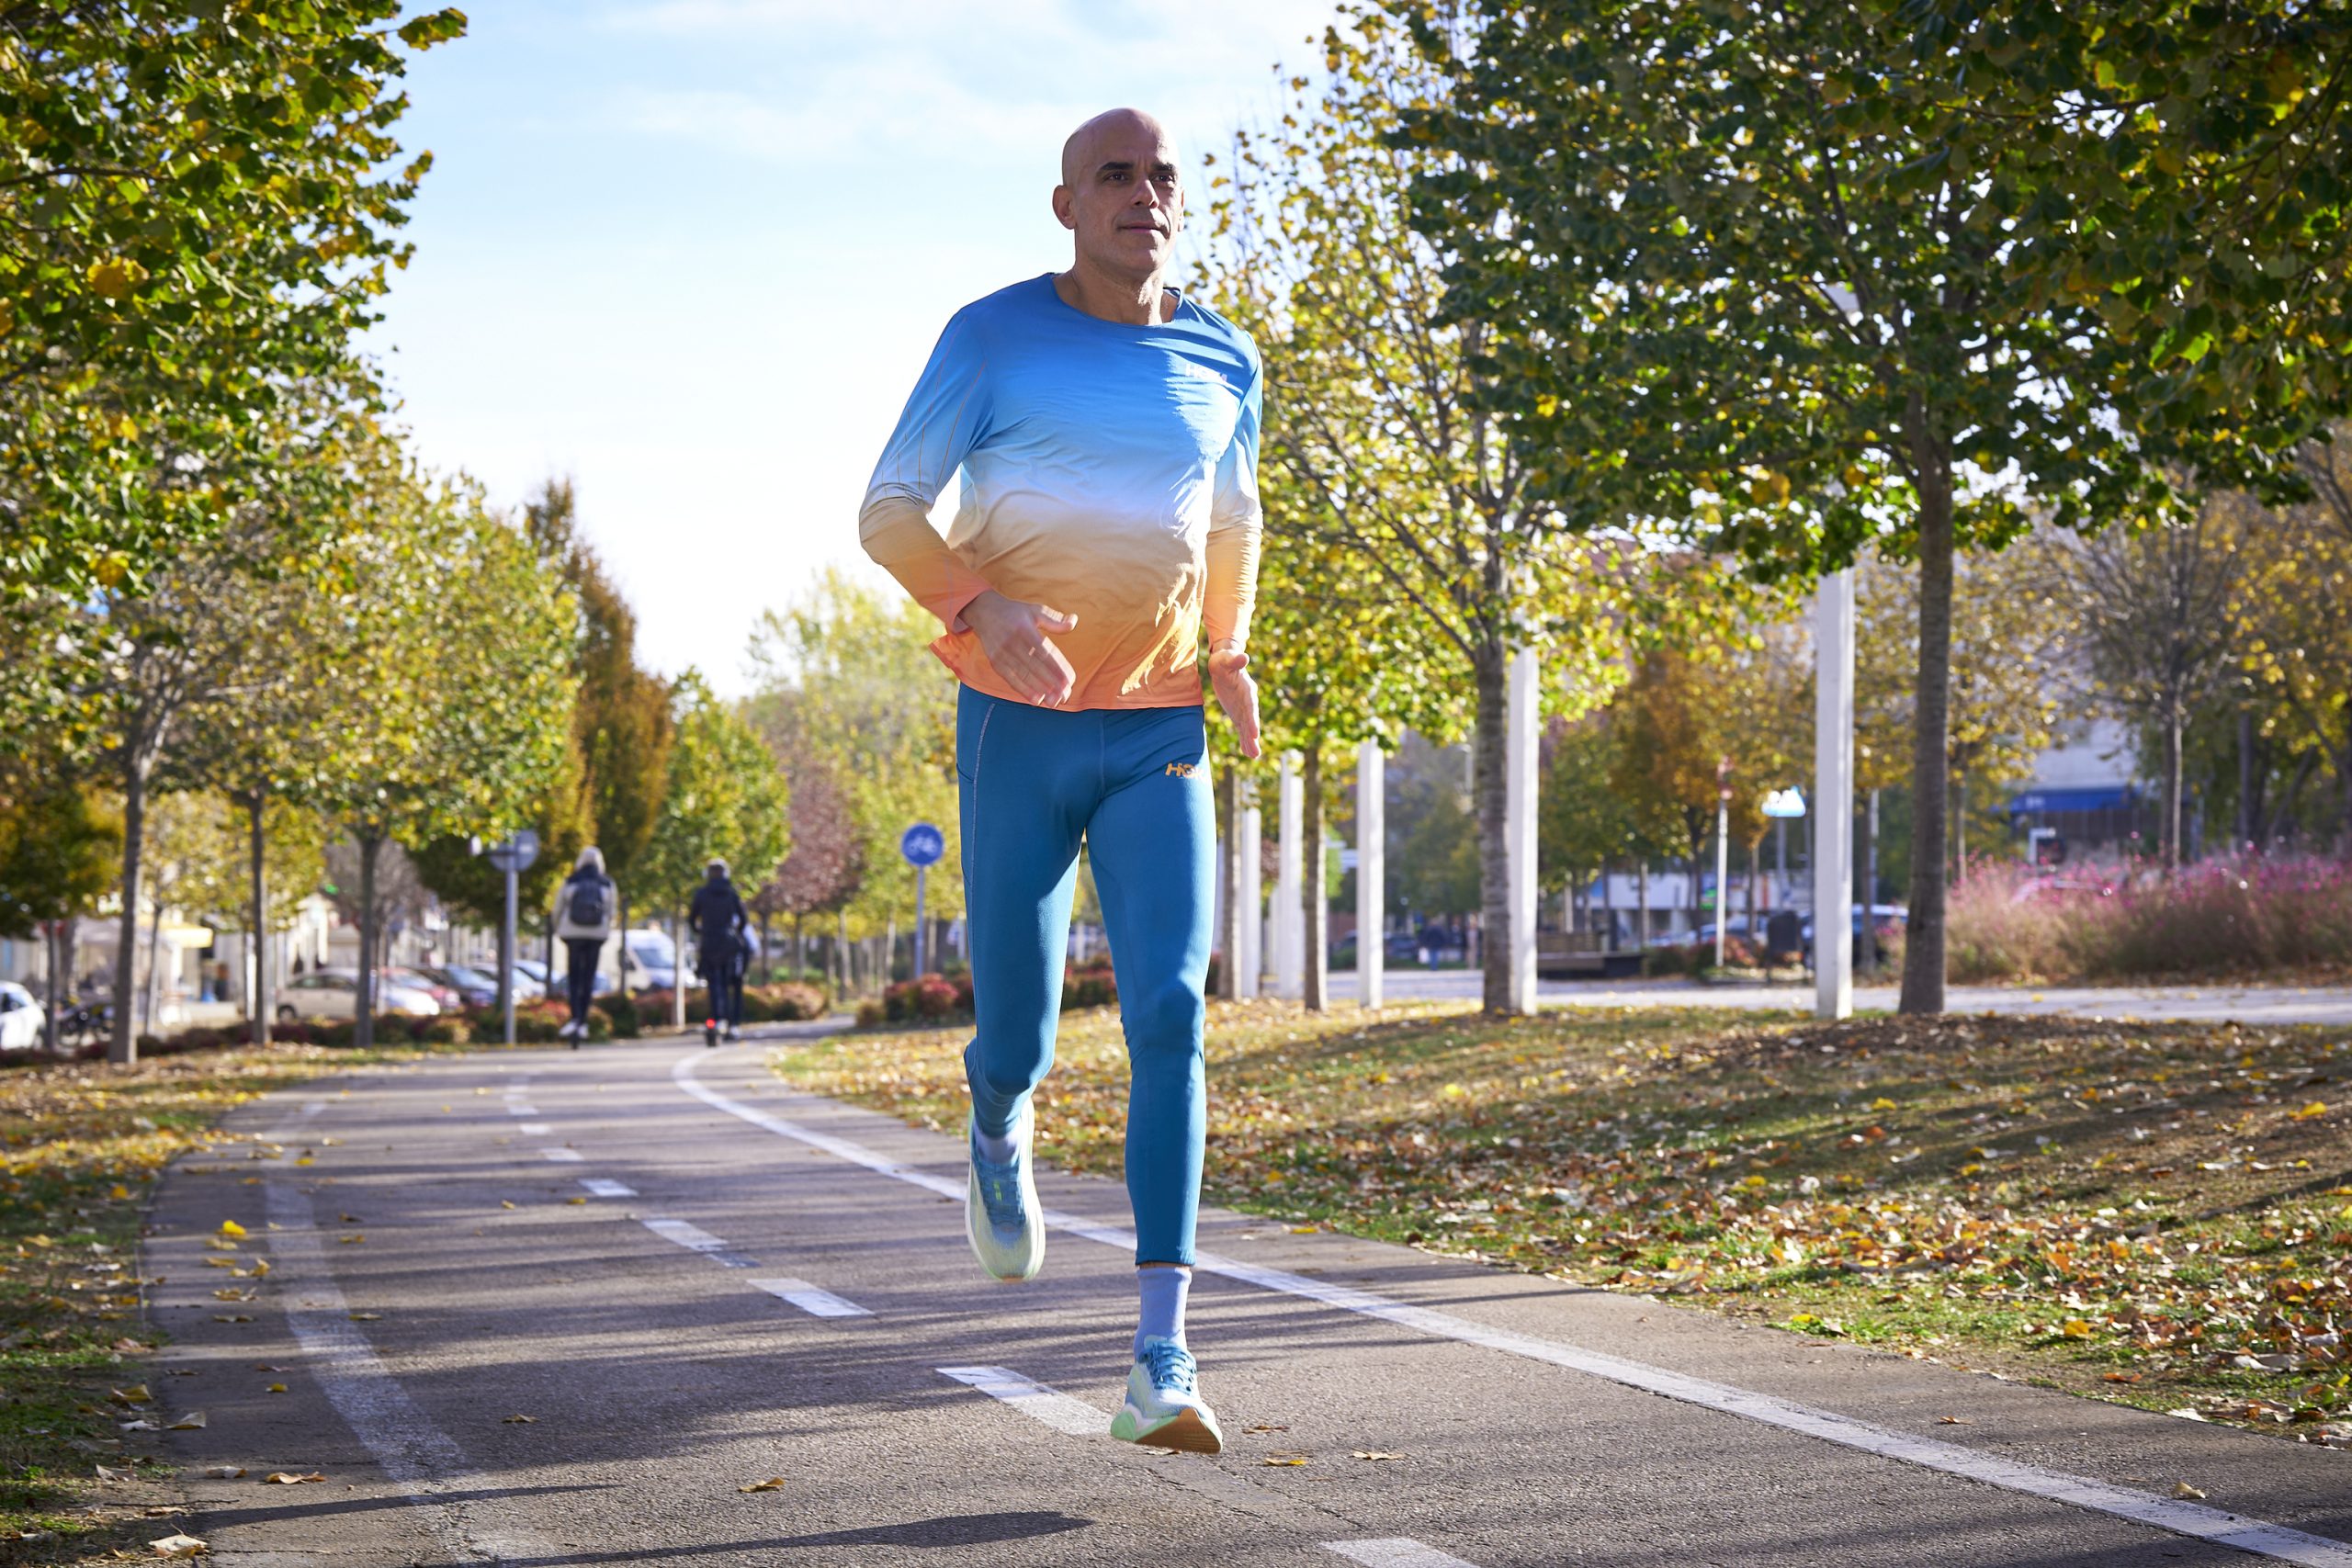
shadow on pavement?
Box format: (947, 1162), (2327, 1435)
(495, 1510), (1093, 1562)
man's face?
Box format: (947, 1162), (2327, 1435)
(1055, 116), (1183, 281)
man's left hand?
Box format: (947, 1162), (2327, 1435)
(1207, 644), (1261, 760)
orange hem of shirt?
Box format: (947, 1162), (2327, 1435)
(929, 632), (1208, 711)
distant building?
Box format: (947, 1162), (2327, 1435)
(2007, 716), (2153, 864)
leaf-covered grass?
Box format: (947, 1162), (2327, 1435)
(773, 999), (2352, 1450)
(0, 1040), (489, 1563)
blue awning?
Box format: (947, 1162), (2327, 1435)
(2008, 785), (2135, 815)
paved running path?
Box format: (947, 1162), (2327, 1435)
(1336, 972), (2352, 1026)
(138, 1026), (2352, 1566)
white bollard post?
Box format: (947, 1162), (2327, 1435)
(1505, 645), (1541, 1014)
(1357, 737), (1385, 1010)
(1274, 751), (1304, 1000)
(1815, 568), (1856, 1020)
(1238, 790), (1263, 999)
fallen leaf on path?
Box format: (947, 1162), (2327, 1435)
(346, 1312), (381, 1322)
(1243, 1424), (1288, 1433)
(148, 1533), (208, 1556)
(737, 1477), (786, 1492)
(94, 1464), (130, 1481)
(2290, 1101), (2328, 1121)
(2103, 1372), (2141, 1384)
(262, 1472), (324, 1485)
(119, 1419), (160, 1431)
(500, 1201), (516, 1210)
(266, 1384), (286, 1393)
(1937, 1416), (1973, 1425)
(2173, 1482), (2207, 1500)
(200, 1467), (245, 1479)
(110, 1384), (153, 1405)
(2060, 1319), (2094, 1339)
(168, 1412), (206, 1430)
(218, 1222), (245, 1238)
(211, 1289), (254, 1303)
(1261, 1457), (1308, 1467)
(210, 1315), (253, 1324)
(336, 1235), (364, 1246)
(1286, 1225), (1318, 1235)
(567, 1197), (587, 1205)
(1351, 1450), (1405, 1461)
(502, 1415), (536, 1424)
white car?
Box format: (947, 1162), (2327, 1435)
(0, 982), (45, 1049)
(276, 968), (441, 1021)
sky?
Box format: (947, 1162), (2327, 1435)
(370, 0), (1336, 692)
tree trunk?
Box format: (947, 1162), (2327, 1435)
(43, 919), (65, 1056)
(356, 830), (383, 1047)
(1636, 857), (1651, 975)
(1472, 645), (1518, 1014)
(836, 909), (848, 994)
(109, 754), (153, 1066)
(248, 790), (271, 1047)
(1302, 745), (1328, 1011)
(757, 910), (772, 984)
(2165, 706), (2186, 871)
(1899, 435), (1954, 1015)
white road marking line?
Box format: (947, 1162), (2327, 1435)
(540, 1147), (584, 1163)
(639, 1216), (757, 1269)
(516, 1122), (552, 1136)
(1324, 1541), (1482, 1568)
(507, 1105), (540, 1118)
(579, 1179), (636, 1198)
(263, 1182), (557, 1563)
(751, 1277), (870, 1318)
(936, 1366), (1105, 1438)
(673, 1054), (2352, 1568)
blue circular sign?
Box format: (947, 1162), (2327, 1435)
(900, 822), (945, 868)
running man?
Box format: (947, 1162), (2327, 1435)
(689, 859), (750, 1042)
(858, 107), (1262, 1455)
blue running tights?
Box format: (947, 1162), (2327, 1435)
(956, 684), (1212, 1267)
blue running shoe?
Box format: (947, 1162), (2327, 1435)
(1109, 1337), (1223, 1453)
(966, 1108), (1043, 1281)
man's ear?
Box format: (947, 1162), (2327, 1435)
(1051, 185), (1076, 231)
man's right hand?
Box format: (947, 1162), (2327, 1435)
(965, 590), (1079, 706)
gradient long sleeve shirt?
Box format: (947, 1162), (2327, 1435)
(858, 274), (1262, 710)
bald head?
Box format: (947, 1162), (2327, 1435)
(1053, 108), (1184, 298)
(1061, 107), (1176, 186)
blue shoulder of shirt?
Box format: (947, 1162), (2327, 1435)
(946, 275), (1260, 380)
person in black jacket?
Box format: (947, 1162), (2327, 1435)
(688, 859), (751, 1041)
(553, 847), (616, 1045)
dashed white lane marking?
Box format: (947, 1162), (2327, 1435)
(673, 1054), (2352, 1568)
(264, 1182), (556, 1562)
(540, 1147), (584, 1163)
(579, 1178), (636, 1198)
(751, 1277), (870, 1318)
(516, 1122), (552, 1136)
(639, 1217), (756, 1269)
(1324, 1541), (1481, 1568)
(936, 1366), (1104, 1438)
(507, 1105), (540, 1118)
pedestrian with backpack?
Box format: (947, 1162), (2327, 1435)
(554, 847), (617, 1045)
(689, 859), (751, 1043)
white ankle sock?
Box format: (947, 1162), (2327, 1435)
(1134, 1265), (1193, 1358)
(973, 1105), (1023, 1166)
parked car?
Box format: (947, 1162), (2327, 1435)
(622, 928), (676, 992)
(0, 982), (45, 1050)
(418, 964), (499, 1009)
(1801, 904), (1907, 955)
(276, 968), (441, 1021)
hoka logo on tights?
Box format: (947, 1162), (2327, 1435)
(1164, 761), (1197, 778)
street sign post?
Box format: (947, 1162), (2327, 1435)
(1762, 788), (1806, 910)
(482, 829), (540, 1045)
(900, 823), (944, 979)
(1714, 759), (1734, 970)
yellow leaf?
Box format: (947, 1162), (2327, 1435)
(88, 258), (145, 299)
(347, 1312), (381, 1322)
(1261, 1457), (1308, 1467)
(263, 1471), (325, 1484)
(266, 1383), (287, 1393)
(148, 1533), (208, 1558)
(168, 1412), (206, 1430)
(109, 1185), (130, 1201)
(1869, 1097), (1896, 1111)
(738, 1476), (787, 1492)
(2173, 1481), (2206, 1500)
(218, 1220), (246, 1238)
(2290, 1101), (2328, 1120)
(500, 1201), (517, 1210)
(502, 1414), (536, 1424)
(2060, 1318), (2094, 1338)
(109, 1384), (153, 1405)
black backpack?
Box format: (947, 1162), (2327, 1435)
(568, 877), (611, 930)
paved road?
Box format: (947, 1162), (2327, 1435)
(137, 1026), (2352, 1566)
(1335, 971), (2352, 1026)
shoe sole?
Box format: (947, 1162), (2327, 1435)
(1111, 1404), (1223, 1455)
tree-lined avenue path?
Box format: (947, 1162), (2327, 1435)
(140, 1024), (2352, 1566)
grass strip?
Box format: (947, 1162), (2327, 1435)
(775, 999), (2352, 1449)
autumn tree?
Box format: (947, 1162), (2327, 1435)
(1404, 0), (2352, 1012)
(753, 761), (862, 982)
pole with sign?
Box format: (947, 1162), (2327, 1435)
(482, 829), (540, 1045)
(1762, 787), (1806, 910)
(900, 823), (945, 978)
(1713, 758), (1733, 970)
